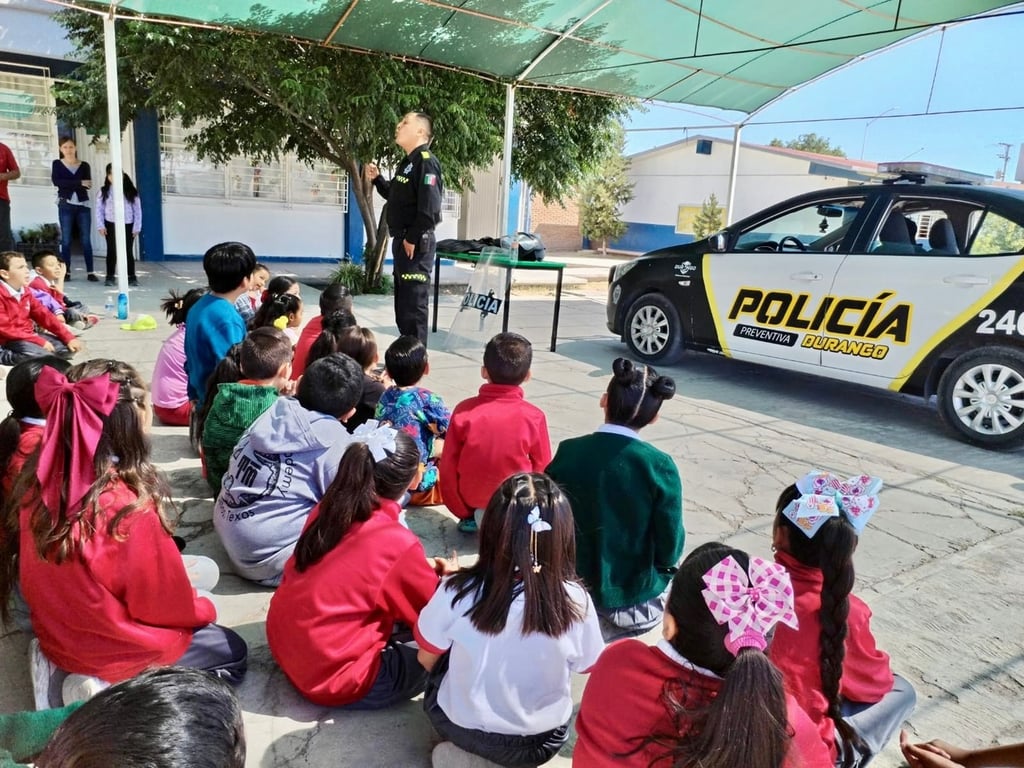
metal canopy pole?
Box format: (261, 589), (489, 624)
(725, 124), (742, 225)
(497, 83), (515, 236)
(103, 14), (129, 296)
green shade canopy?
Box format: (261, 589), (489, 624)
(47, 0), (1022, 113)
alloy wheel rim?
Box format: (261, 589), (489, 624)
(630, 305), (669, 355)
(951, 362), (1024, 436)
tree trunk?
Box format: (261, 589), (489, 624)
(365, 205), (390, 291)
(344, 158), (379, 254)
(601, 238), (607, 256)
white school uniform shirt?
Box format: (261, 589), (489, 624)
(416, 578), (604, 735)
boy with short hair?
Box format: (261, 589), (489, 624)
(0, 251), (82, 366)
(184, 242), (256, 406)
(439, 332), (551, 532)
(202, 327), (295, 495)
(292, 282), (355, 379)
(213, 353), (364, 586)
(375, 335), (451, 505)
(29, 249), (96, 329)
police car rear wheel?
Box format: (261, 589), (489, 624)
(937, 347), (1024, 448)
(624, 294), (684, 364)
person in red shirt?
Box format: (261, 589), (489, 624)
(439, 332), (551, 533)
(0, 251), (82, 365)
(0, 359), (247, 704)
(0, 141), (20, 251)
(575, 541), (831, 768)
(267, 424), (451, 708)
(291, 282), (355, 379)
(769, 471), (916, 766)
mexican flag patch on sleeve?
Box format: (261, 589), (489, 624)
(424, 174), (437, 186)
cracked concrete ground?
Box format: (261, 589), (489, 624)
(1, 257), (1022, 767)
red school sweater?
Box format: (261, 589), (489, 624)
(769, 550), (895, 761)
(266, 498), (440, 706)
(573, 638), (832, 768)
(19, 479), (216, 682)
(439, 383), (551, 519)
(0, 285), (74, 347)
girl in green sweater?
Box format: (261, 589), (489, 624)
(546, 357), (684, 641)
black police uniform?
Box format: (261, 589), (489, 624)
(372, 143), (443, 345)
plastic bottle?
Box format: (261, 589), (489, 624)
(117, 292), (129, 321)
(104, 294), (115, 317)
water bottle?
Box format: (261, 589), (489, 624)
(104, 293), (115, 317)
(117, 292), (129, 321)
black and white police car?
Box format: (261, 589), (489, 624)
(606, 176), (1024, 448)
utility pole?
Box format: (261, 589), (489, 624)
(996, 142), (1012, 181)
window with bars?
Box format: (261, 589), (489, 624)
(0, 66), (58, 187)
(159, 120), (348, 210)
(442, 189), (460, 219)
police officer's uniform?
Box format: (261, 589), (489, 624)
(372, 143), (443, 345)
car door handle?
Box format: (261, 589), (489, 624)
(790, 271), (823, 281)
(943, 275), (990, 287)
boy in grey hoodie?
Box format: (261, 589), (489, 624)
(213, 353), (363, 586)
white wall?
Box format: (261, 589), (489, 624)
(622, 139), (856, 228)
(457, 161), (501, 240)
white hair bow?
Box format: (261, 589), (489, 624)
(351, 419), (398, 462)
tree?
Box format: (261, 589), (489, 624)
(692, 193), (724, 239)
(768, 133), (846, 157)
(578, 123), (634, 256)
(972, 214), (1024, 254)
(54, 11), (629, 286)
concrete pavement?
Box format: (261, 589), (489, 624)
(1, 255), (1022, 767)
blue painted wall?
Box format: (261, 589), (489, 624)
(345, 183), (364, 264)
(506, 180), (522, 235)
(609, 222), (691, 253)
(133, 109), (165, 261)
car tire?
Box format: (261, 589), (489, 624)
(624, 293), (684, 364)
(937, 346), (1024, 448)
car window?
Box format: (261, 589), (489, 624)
(733, 199), (864, 253)
(870, 196), (981, 257)
(966, 209), (1024, 255)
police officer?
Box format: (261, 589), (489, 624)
(365, 112), (443, 345)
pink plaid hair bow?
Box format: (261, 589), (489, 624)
(702, 555), (798, 656)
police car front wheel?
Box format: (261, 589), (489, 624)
(937, 347), (1024, 448)
(624, 294), (684, 364)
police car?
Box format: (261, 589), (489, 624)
(606, 178), (1024, 448)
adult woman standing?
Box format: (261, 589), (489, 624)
(51, 136), (96, 281)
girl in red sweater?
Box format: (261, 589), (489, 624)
(575, 541), (831, 768)
(769, 471), (916, 767)
(267, 424), (450, 708)
(0, 359), (247, 706)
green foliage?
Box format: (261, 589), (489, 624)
(692, 193), (724, 239)
(578, 123), (634, 255)
(328, 261), (393, 295)
(53, 9), (631, 285)
(17, 223), (60, 243)
(768, 132), (846, 157)
(972, 214), (1024, 254)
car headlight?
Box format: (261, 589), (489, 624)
(611, 261), (638, 283)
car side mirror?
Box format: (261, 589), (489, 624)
(708, 232), (727, 252)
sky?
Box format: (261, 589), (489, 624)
(623, 6), (1024, 181)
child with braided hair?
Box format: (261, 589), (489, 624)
(769, 471), (916, 766)
(574, 541), (830, 768)
(546, 357), (683, 640)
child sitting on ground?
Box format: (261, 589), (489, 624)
(251, 293), (303, 345)
(416, 473), (603, 767)
(202, 328), (294, 495)
(234, 262), (269, 323)
(546, 357), (683, 641)
(151, 288), (206, 426)
(0, 252), (82, 366)
(28, 251), (96, 329)
(292, 282), (354, 379)
(439, 332), (551, 533)
(213, 353), (363, 586)
(267, 425), (453, 709)
(770, 470), (916, 766)
(184, 242), (255, 409)
(573, 542), (830, 768)
(375, 335), (450, 506)
(0, 360), (248, 709)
